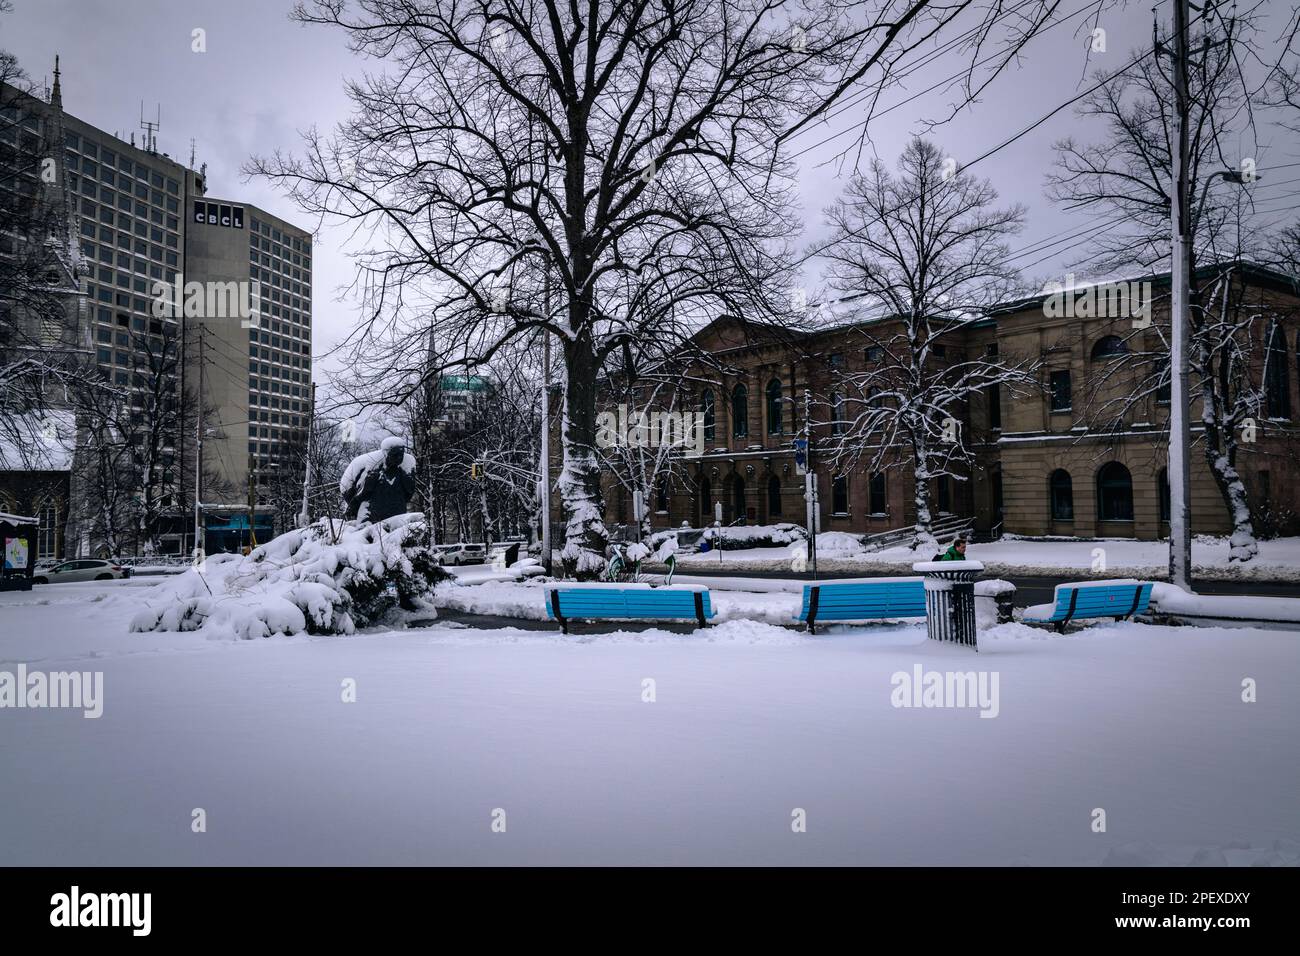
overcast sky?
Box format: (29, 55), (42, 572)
(5, 0), (1298, 398)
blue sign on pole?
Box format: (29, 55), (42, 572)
(793, 438), (808, 475)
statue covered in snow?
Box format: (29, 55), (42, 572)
(340, 436), (417, 523)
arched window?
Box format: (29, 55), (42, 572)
(1265, 321), (1291, 419)
(701, 390), (716, 442)
(766, 378), (783, 435)
(1090, 335), (1128, 360)
(831, 392), (845, 434)
(767, 475), (782, 516)
(832, 475), (848, 514)
(1158, 468), (1170, 523)
(1097, 462), (1134, 521)
(1049, 469), (1073, 520)
(731, 384), (748, 438)
(731, 475), (746, 524)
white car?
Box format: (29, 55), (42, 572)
(32, 559), (132, 584)
(439, 544), (487, 566)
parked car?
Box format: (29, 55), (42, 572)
(33, 558), (62, 575)
(32, 559), (133, 584)
(438, 543), (487, 566)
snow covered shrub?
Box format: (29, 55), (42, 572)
(129, 514), (448, 639)
(699, 522), (810, 550)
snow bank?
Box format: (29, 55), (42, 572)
(670, 536), (1300, 581)
(1148, 583), (1300, 626)
(814, 531), (866, 553)
(129, 514), (447, 639)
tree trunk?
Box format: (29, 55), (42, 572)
(558, 339), (608, 578)
(1198, 339), (1257, 563)
(1199, 398), (1258, 564)
(910, 427), (938, 554)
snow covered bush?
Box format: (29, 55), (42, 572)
(697, 522), (809, 550)
(129, 514), (448, 640)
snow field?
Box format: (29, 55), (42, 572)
(1, 577), (1298, 865)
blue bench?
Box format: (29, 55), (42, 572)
(793, 577), (927, 634)
(1022, 580), (1153, 632)
(544, 584), (716, 634)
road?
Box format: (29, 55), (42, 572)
(13, 563), (1293, 615)
(669, 565), (1298, 607)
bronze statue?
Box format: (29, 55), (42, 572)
(340, 437), (417, 523)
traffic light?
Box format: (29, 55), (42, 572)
(470, 462), (480, 480)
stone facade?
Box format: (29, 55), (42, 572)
(585, 265), (1300, 543)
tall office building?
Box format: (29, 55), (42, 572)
(185, 197), (313, 549)
(0, 59), (312, 556)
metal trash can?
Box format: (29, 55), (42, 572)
(913, 560), (984, 649)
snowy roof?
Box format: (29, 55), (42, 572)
(0, 409), (76, 472)
(991, 259), (1300, 315)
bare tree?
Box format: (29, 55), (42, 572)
(72, 324), (228, 554)
(1046, 18), (1276, 560)
(818, 138), (1032, 551)
(250, 0), (1106, 576)
(261, 416), (355, 533)
(251, 0), (831, 576)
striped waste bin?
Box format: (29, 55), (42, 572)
(912, 560), (984, 649)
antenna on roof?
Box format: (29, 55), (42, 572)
(189, 138), (196, 169)
(139, 101), (161, 154)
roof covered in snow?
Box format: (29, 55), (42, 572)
(0, 409), (76, 472)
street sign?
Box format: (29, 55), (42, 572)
(793, 438), (808, 475)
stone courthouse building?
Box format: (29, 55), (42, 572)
(597, 262), (1300, 543)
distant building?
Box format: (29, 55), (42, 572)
(438, 374), (494, 432)
(0, 59), (313, 556)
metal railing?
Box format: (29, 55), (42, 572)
(860, 515), (974, 552)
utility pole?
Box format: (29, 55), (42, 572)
(192, 324), (204, 561)
(298, 383), (316, 528)
(539, 246), (553, 575)
(1164, 0), (1193, 590)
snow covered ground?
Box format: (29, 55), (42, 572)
(2, 576), (1298, 866)
(673, 534), (1300, 580)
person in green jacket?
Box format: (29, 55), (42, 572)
(938, 537), (968, 561)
